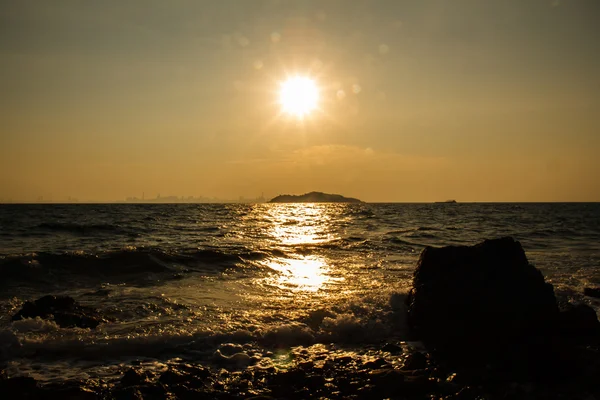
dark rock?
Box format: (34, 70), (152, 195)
(557, 303), (600, 338)
(584, 287), (600, 298)
(305, 374), (325, 390)
(363, 358), (389, 369)
(177, 363), (212, 381)
(0, 376), (39, 398)
(159, 369), (190, 385)
(40, 384), (99, 400)
(170, 384), (215, 400)
(11, 295), (105, 329)
(268, 369), (306, 388)
(403, 352), (428, 370)
(368, 368), (405, 386)
(159, 368), (209, 390)
(120, 369), (151, 387)
(334, 355), (353, 364)
(367, 369), (407, 397)
(381, 342), (403, 354)
(112, 386), (144, 400)
(406, 238), (559, 367)
(138, 383), (168, 399)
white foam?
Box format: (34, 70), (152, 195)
(260, 324), (315, 347)
(11, 317), (61, 333)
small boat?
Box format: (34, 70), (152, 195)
(434, 200), (457, 204)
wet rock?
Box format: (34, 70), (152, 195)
(297, 360), (312, 370)
(12, 295), (105, 329)
(158, 369), (190, 385)
(557, 303), (600, 338)
(367, 369), (407, 397)
(369, 368), (405, 386)
(120, 369), (151, 387)
(169, 384), (217, 400)
(305, 374), (325, 391)
(584, 287), (600, 299)
(403, 351), (428, 370)
(41, 383), (99, 400)
(212, 349), (258, 368)
(363, 358), (389, 370)
(177, 363), (212, 380)
(406, 238), (559, 368)
(445, 386), (482, 399)
(0, 376), (39, 398)
(381, 342), (403, 354)
(218, 343), (244, 356)
(334, 355), (353, 364)
(269, 368), (306, 388)
(137, 383), (168, 399)
(112, 386), (144, 400)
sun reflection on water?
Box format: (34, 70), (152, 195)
(258, 204), (345, 293)
(266, 203), (339, 246)
(264, 255), (332, 292)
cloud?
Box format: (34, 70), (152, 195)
(285, 145), (447, 172)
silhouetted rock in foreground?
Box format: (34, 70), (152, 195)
(12, 295), (104, 329)
(269, 191), (362, 203)
(406, 237), (600, 379)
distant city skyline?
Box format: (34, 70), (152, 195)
(0, 192), (268, 204)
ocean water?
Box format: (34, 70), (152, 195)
(0, 203), (599, 384)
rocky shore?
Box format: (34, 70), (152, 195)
(2, 237), (599, 399)
(2, 338), (599, 399)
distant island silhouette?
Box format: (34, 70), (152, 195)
(269, 191), (362, 203)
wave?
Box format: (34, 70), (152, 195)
(36, 222), (128, 236)
(0, 246), (279, 290)
(0, 291), (411, 365)
(528, 227), (583, 238)
(0, 245), (295, 291)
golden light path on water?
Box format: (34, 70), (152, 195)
(261, 204), (344, 293)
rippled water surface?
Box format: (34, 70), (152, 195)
(1, 203), (599, 383)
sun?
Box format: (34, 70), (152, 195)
(279, 76), (319, 117)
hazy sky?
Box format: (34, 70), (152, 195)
(1, 0), (599, 202)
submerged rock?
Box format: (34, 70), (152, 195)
(12, 295), (105, 329)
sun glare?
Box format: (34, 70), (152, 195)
(279, 77), (319, 117)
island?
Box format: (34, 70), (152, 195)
(269, 191), (363, 203)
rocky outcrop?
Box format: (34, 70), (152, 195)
(12, 295), (105, 329)
(406, 237), (600, 378)
(269, 192), (362, 203)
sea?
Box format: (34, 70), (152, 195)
(0, 203), (599, 385)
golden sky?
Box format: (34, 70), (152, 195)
(1, 0), (599, 202)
